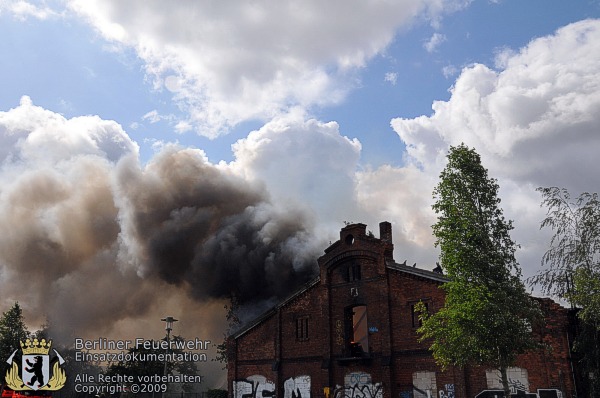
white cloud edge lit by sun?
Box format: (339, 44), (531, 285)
(64, 0), (475, 138)
(0, 0), (61, 20)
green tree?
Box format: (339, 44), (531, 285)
(418, 144), (542, 398)
(0, 302), (30, 384)
(214, 295), (240, 369)
(530, 187), (600, 394)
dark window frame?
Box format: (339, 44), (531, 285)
(295, 316), (310, 341)
(344, 262), (361, 281)
(344, 304), (369, 357)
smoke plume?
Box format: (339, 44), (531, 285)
(0, 98), (322, 386)
(114, 148), (319, 303)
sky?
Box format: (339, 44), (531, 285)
(1, 0), (600, 387)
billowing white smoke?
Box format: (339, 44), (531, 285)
(0, 97), (321, 367)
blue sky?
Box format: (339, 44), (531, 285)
(2, 1), (597, 165)
(1, 0), (600, 377)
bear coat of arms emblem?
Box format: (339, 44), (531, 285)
(4, 338), (66, 391)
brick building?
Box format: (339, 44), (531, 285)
(227, 222), (579, 398)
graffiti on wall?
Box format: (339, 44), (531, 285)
(413, 371), (436, 398)
(284, 376), (311, 398)
(485, 367), (529, 394)
(233, 375), (312, 398)
(233, 375), (276, 398)
(333, 372), (383, 398)
(438, 384), (454, 398)
(234, 371), (562, 398)
(345, 372), (371, 387)
(506, 378), (527, 394)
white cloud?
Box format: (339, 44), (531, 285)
(174, 120), (192, 134)
(383, 19), (600, 279)
(0, 97), (144, 334)
(424, 32), (447, 52)
(229, 110), (363, 229)
(225, 110), (443, 265)
(385, 72), (399, 85)
(58, 98), (74, 113)
(0, 0), (60, 20)
(142, 110), (161, 124)
(442, 64), (458, 78)
(356, 164), (440, 265)
(395, 19), (600, 184)
(219, 19), (600, 277)
(0, 96), (139, 165)
(67, 0), (471, 137)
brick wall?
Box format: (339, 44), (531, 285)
(228, 222), (578, 398)
(387, 271), (446, 352)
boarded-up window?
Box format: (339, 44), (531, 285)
(413, 371), (437, 398)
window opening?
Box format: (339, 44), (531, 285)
(411, 302), (428, 328)
(296, 316), (309, 341)
(345, 234), (354, 245)
(345, 305), (369, 356)
(346, 263), (361, 281)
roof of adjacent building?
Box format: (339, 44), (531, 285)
(387, 260), (449, 283)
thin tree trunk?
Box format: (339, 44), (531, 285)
(500, 366), (511, 398)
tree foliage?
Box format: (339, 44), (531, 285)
(530, 187), (600, 392)
(214, 295), (241, 369)
(530, 188), (600, 314)
(418, 144), (542, 398)
(0, 302), (30, 383)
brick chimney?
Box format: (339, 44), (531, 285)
(379, 221), (394, 261)
(379, 221), (392, 243)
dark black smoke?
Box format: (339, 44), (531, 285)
(116, 148), (319, 303)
